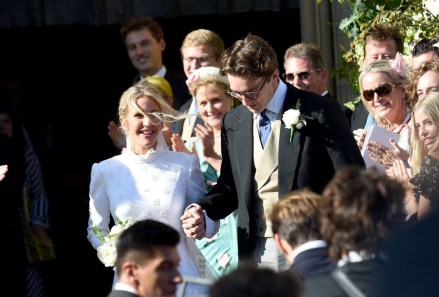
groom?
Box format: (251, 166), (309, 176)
(181, 33), (365, 271)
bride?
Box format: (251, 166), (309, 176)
(87, 81), (217, 286)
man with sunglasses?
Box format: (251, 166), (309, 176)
(181, 33), (364, 271)
(283, 42), (353, 126)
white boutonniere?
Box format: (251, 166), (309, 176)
(282, 100), (307, 143)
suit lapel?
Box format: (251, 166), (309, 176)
(278, 87), (302, 196)
(233, 108), (254, 206)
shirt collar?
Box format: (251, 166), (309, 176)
(253, 78), (287, 119)
(113, 282), (138, 294)
(140, 65), (167, 81)
(292, 240), (327, 259)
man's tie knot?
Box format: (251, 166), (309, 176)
(259, 109), (271, 148)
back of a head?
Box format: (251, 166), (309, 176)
(180, 29), (225, 61)
(320, 166), (406, 260)
(120, 16), (164, 42)
(220, 33), (278, 79)
(209, 264), (303, 297)
(365, 23), (404, 54)
(115, 219), (180, 272)
(283, 42), (325, 70)
(270, 189), (322, 247)
(143, 75), (173, 98)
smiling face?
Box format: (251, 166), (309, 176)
(125, 28), (165, 77)
(120, 96), (162, 155)
(361, 72), (405, 125)
(363, 39), (397, 67)
(195, 83), (232, 131)
(181, 44), (219, 79)
(136, 246), (182, 297)
(417, 70), (439, 101)
(283, 57), (327, 95)
(414, 109), (439, 152)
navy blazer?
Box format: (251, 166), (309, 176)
(199, 83), (365, 256)
(291, 247), (337, 280)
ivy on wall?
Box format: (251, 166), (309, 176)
(320, 0), (439, 91)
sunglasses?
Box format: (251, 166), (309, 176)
(362, 83), (397, 101)
(282, 69), (321, 82)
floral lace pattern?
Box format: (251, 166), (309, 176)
(410, 155), (439, 207)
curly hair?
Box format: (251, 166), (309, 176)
(320, 166), (405, 260)
(406, 60), (439, 109)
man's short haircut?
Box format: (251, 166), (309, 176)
(365, 23), (404, 54)
(411, 38), (439, 57)
(180, 29), (225, 61)
(209, 263), (303, 297)
(283, 42), (326, 69)
(270, 189), (322, 247)
(115, 219), (180, 272)
(120, 16), (164, 43)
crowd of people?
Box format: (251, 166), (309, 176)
(1, 14), (439, 297)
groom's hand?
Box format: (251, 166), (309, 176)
(181, 205), (206, 240)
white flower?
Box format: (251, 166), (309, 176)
(282, 109), (301, 127)
(97, 244), (117, 267)
(93, 217), (135, 267)
(282, 100), (307, 143)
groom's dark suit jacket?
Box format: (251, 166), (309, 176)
(199, 84), (365, 257)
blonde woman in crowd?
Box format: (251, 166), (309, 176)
(172, 66), (238, 278)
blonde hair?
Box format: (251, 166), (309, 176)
(118, 81), (185, 135)
(410, 91), (439, 174)
(143, 75), (173, 98)
(180, 29), (224, 61)
(359, 59), (410, 130)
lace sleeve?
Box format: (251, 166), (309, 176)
(410, 155), (439, 207)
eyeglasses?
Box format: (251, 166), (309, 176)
(182, 56), (213, 66)
(362, 83), (397, 101)
(282, 69), (321, 82)
(227, 79), (268, 100)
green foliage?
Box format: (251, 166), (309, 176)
(325, 0), (439, 91)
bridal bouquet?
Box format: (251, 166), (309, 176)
(93, 217), (135, 267)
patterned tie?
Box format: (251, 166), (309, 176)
(259, 109), (271, 148)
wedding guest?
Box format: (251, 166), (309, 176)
(107, 219), (182, 297)
(354, 57), (412, 161)
(174, 29), (225, 141)
(172, 66), (238, 278)
(270, 189), (336, 280)
(120, 16), (190, 109)
(87, 82), (217, 287)
(0, 102), (53, 297)
(411, 37), (439, 70)
(351, 23), (404, 131)
(181, 33), (364, 271)
(108, 16), (191, 149)
(282, 42), (352, 126)
(305, 166), (406, 297)
(407, 60), (439, 108)
(408, 91), (439, 219)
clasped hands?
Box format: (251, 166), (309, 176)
(180, 205), (206, 240)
